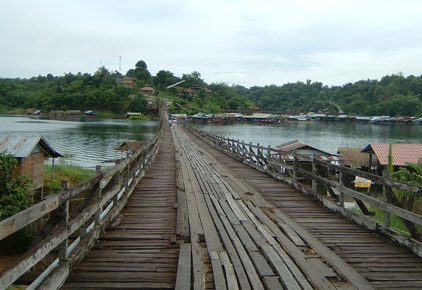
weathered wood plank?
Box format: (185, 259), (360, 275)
(175, 243), (191, 290)
(0, 194), (59, 240)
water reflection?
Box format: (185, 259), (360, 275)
(195, 122), (422, 154)
(0, 115), (157, 169)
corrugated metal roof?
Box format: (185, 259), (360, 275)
(275, 140), (341, 158)
(0, 136), (63, 158)
(362, 143), (422, 166)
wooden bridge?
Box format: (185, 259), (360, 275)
(1, 111), (422, 289)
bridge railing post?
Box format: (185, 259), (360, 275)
(382, 169), (391, 229)
(94, 165), (103, 226)
(312, 160), (317, 193)
(59, 180), (70, 262)
(339, 171), (345, 207)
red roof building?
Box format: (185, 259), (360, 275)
(361, 143), (422, 166)
(141, 87), (155, 94)
(122, 77), (138, 86)
(248, 105), (260, 110)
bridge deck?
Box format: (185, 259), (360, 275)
(61, 124), (178, 289)
(61, 123), (422, 289)
(184, 127), (422, 289)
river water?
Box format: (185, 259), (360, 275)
(195, 121), (422, 154)
(1, 115), (421, 169)
(0, 115), (157, 169)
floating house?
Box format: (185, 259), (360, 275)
(66, 110), (82, 116)
(125, 112), (143, 118)
(171, 114), (188, 119)
(0, 136), (63, 195)
(371, 116), (393, 124)
(288, 115), (311, 123)
(243, 113), (273, 123)
(211, 113), (239, 123)
(49, 110), (66, 116)
(355, 116), (372, 123)
(84, 110), (97, 117)
(190, 112), (212, 122)
(274, 140), (342, 164)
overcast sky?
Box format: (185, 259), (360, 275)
(1, 0), (422, 87)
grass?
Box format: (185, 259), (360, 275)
(0, 107), (25, 114)
(350, 206), (410, 235)
(44, 164), (95, 191)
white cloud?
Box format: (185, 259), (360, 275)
(1, 0), (422, 86)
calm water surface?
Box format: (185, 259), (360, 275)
(2, 115), (421, 168)
(195, 121), (422, 154)
(0, 115), (157, 169)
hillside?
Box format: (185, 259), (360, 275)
(0, 60), (421, 117)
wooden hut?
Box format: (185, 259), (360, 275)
(338, 147), (378, 169)
(114, 141), (146, 158)
(361, 143), (422, 175)
(0, 136), (63, 191)
(275, 140), (343, 165)
(66, 110), (82, 116)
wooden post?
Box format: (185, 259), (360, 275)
(312, 160), (317, 193)
(59, 180), (70, 262)
(339, 172), (345, 207)
(95, 165), (102, 225)
(293, 157), (297, 182)
(382, 169), (391, 228)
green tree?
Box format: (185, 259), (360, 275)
(0, 152), (34, 220)
(127, 60), (151, 83)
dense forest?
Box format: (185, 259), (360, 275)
(1, 60), (421, 117)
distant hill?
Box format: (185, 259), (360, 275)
(1, 60), (421, 117)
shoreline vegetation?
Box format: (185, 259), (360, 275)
(0, 60), (421, 119)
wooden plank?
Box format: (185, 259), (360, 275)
(210, 252), (227, 290)
(308, 258), (337, 278)
(261, 245), (301, 289)
(248, 252), (275, 277)
(204, 195), (251, 290)
(0, 194), (59, 240)
(262, 276), (283, 290)
(241, 202), (329, 290)
(277, 222), (306, 247)
(220, 216), (265, 290)
(219, 251), (239, 290)
(175, 243), (191, 290)
(273, 208), (375, 290)
(176, 151), (205, 290)
(176, 189), (189, 237)
(219, 199), (241, 225)
(233, 224), (259, 252)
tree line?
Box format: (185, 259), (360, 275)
(1, 60), (421, 117)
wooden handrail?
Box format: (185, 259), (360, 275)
(0, 109), (166, 290)
(185, 122), (422, 257)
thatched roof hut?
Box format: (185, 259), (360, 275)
(338, 147), (378, 167)
(114, 141), (146, 153)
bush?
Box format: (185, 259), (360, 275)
(0, 152), (34, 220)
